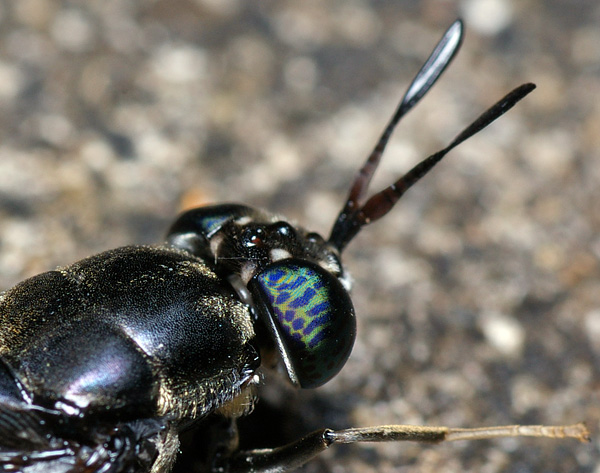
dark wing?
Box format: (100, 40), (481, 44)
(0, 396), (165, 473)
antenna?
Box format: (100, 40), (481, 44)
(328, 21), (534, 251)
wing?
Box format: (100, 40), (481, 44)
(0, 395), (168, 473)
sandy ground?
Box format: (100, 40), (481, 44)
(0, 1), (598, 472)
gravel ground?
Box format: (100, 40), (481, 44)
(0, 1), (598, 472)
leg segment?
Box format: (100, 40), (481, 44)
(224, 422), (589, 473)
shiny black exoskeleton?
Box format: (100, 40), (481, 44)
(0, 21), (588, 473)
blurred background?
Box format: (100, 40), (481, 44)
(0, 1), (598, 472)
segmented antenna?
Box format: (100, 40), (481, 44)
(328, 21), (535, 251)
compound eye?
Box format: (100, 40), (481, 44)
(190, 204), (253, 238)
(166, 204), (255, 254)
(249, 259), (356, 389)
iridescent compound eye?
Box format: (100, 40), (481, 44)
(169, 204), (255, 239)
(166, 204), (255, 255)
(249, 259), (356, 388)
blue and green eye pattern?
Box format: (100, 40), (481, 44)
(168, 204), (255, 242)
(194, 204), (254, 238)
(199, 214), (233, 238)
(252, 259), (356, 388)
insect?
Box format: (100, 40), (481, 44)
(0, 19), (589, 473)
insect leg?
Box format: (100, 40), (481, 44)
(224, 422), (589, 473)
(205, 415), (242, 472)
